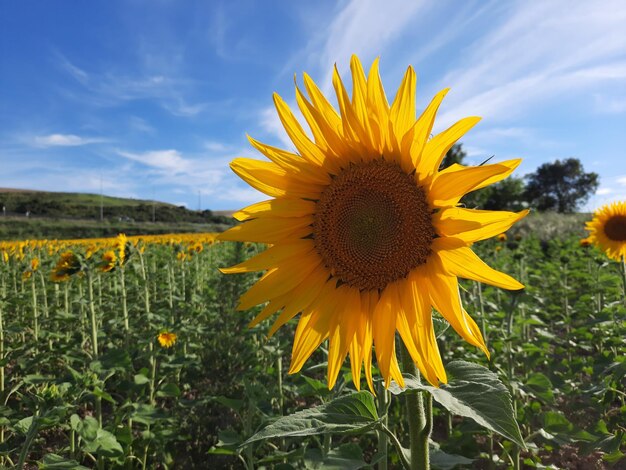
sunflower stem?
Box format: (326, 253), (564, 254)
(400, 342), (430, 470)
(376, 382), (389, 470)
(621, 256), (626, 307)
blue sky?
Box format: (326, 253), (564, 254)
(1, 0), (625, 211)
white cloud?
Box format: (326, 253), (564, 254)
(117, 149), (191, 173)
(203, 140), (231, 153)
(617, 176), (626, 186)
(596, 187), (613, 195)
(33, 134), (106, 147)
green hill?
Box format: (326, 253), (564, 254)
(0, 189), (234, 240)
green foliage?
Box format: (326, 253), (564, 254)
(0, 218), (624, 468)
(523, 158), (600, 213)
(389, 361), (525, 448)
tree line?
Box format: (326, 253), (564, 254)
(442, 144), (599, 213)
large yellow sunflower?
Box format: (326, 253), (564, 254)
(585, 201), (626, 261)
(219, 56), (527, 390)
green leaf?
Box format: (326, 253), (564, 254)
(15, 416), (33, 435)
(156, 383), (181, 398)
(304, 443), (367, 469)
(242, 391), (379, 447)
(83, 429), (124, 458)
(39, 453), (90, 469)
(389, 360), (525, 448)
(133, 374), (150, 385)
(75, 416), (100, 442)
(523, 372), (554, 403)
(430, 448), (474, 470)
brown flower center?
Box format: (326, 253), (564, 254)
(604, 215), (626, 241)
(313, 160), (435, 291)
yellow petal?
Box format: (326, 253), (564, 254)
(295, 84), (354, 167)
(327, 287), (360, 389)
(288, 281), (337, 374)
(366, 57), (391, 153)
(267, 264), (329, 336)
(424, 255), (488, 355)
(389, 65), (416, 143)
(434, 208), (529, 243)
(435, 240), (524, 290)
(237, 252), (320, 310)
(219, 240), (314, 274)
(372, 282), (399, 385)
(349, 55), (375, 151)
(408, 88), (449, 169)
(247, 136), (330, 185)
(231, 158), (323, 199)
(303, 72), (342, 133)
(273, 93), (328, 166)
(429, 159), (522, 207)
(332, 65), (372, 151)
(218, 216), (312, 243)
(233, 198), (316, 222)
(420, 116), (481, 179)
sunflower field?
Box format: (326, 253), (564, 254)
(0, 221), (623, 469)
(1, 56), (625, 470)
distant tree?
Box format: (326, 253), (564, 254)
(523, 158), (599, 213)
(480, 176), (527, 211)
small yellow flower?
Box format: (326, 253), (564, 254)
(176, 251), (187, 262)
(497, 233), (508, 242)
(51, 251), (81, 282)
(99, 250), (117, 272)
(85, 244), (96, 259)
(189, 242), (203, 254)
(495, 245), (503, 252)
(579, 237), (592, 248)
(31, 258), (39, 271)
(157, 332), (177, 348)
(1, 251), (8, 263)
(22, 270), (33, 281)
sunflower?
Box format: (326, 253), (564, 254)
(585, 201), (626, 261)
(579, 237), (592, 248)
(219, 55), (527, 390)
(117, 233), (129, 265)
(99, 250), (117, 272)
(497, 233), (507, 242)
(157, 331), (177, 348)
(51, 251), (82, 282)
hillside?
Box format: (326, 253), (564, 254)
(0, 189), (234, 240)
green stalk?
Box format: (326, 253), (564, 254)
(400, 343), (430, 470)
(377, 381), (389, 470)
(506, 294), (520, 470)
(143, 341), (157, 470)
(30, 275), (38, 344)
(0, 288), (5, 453)
(119, 267), (129, 333)
(86, 270), (103, 470)
(621, 256), (626, 307)
(87, 272), (99, 357)
(38, 272), (52, 351)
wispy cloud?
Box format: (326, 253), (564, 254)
(33, 134), (107, 147)
(117, 149), (191, 174)
(435, 0), (626, 128)
(54, 55), (210, 118)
